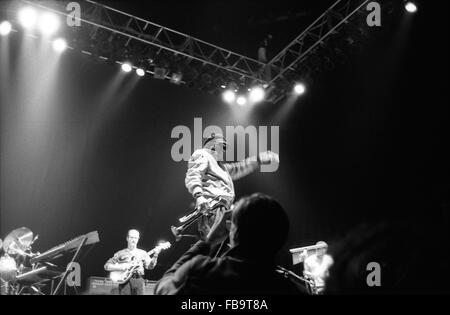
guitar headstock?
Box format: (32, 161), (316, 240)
(155, 241), (171, 251)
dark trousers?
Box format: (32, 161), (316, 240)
(118, 276), (144, 295)
(198, 206), (232, 257)
(198, 206), (232, 240)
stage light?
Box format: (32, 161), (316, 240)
(223, 90), (236, 103)
(405, 2), (417, 13)
(52, 38), (67, 52)
(154, 67), (168, 79)
(236, 96), (247, 106)
(249, 86), (265, 103)
(294, 83), (306, 95)
(18, 7), (38, 29)
(0, 21), (12, 36)
(170, 72), (183, 84)
(38, 12), (60, 36)
(121, 63), (132, 73)
(136, 68), (145, 77)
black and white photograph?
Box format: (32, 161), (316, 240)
(0, 0), (449, 303)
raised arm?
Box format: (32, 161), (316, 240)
(223, 156), (260, 180)
(224, 151), (280, 180)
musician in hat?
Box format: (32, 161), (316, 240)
(184, 133), (279, 242)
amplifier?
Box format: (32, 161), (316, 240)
(87, 277), (156, 295)
(87, 277), (118, 295)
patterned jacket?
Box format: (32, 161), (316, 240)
(185, 149), (260, 208)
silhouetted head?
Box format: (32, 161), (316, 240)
(230, 193), (289, 258)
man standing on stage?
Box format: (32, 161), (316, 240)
(184, 133), (279, 239)
(104, 229), (160, 295)
(303, 241), (333, 294)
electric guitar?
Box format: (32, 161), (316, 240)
(109, 242), (171, 284)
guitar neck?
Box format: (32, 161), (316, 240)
(147, 243), (170, 256)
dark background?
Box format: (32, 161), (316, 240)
(1, 0), (448, 290)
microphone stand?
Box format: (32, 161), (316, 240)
(276, 266), (313, 294)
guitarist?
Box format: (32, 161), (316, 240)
(104, 229), (160, 295)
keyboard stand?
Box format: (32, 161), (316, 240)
(52, 235), (88, 295)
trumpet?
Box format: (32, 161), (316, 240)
(171, 196), (226, 241)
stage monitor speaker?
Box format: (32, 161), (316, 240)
(87, 277), (157, 295)
(87, 277), (119, 295)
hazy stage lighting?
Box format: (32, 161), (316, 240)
(170, 72), (183, 84)
(52, 38), (67, 52)
(249, 86), (265, 103)
(38, 12), (60, 36)
(0, 21), (12, 36)
(294, 83), (306, 95)
(121, 63), (132, 73)
(236, 96), (247, 106)
(405, 2), (418, 13)
(136, 68), (146, 77)
(223, 90), (236, 103)
(18, 7), (38, 29)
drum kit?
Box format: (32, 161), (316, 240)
(0, 227), (57, 295)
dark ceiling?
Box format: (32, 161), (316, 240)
(96, 0), (337, 58)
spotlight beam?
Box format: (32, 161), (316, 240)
(38, 12), (61, 36)
(249, 86), (266, 103)
(294, 83), (306, 95)
(222, 90), (236, 103)
(18, 7), (38, 29)
(52, 38), (67, 52)
(0, 21), (12, 36)
(13, 0), (267, 90)
(405, 2), (418, 13)
(236, 96), (247, 106)
(121, 63), (132, 73)
(136, 68), (145, 77)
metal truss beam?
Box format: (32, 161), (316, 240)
(20, 0), (267, 85)
(265, 0), (371, 87)
(15, 0), (378, 103)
